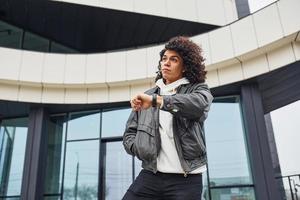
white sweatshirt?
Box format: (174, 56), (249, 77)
(156, 78), (207, 174)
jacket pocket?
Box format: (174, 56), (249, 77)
(134, 124), (156, 161)
(179, 122), (206, 160)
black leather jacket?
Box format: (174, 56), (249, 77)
(123, 82), (213, 175)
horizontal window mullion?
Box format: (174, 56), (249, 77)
(210, 184), (255, 189)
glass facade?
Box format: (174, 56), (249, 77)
(0, 20), (77, 53)
(44, 108), (133, 199)
(104, 141), (132, 200)
(0, 97), (256, 199)
(64, 140), (99, 200)
(203, 97), (255, 200)
(101, 108), (131, 138)
(0, 118), (28, 199)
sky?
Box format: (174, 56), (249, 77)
(248, 0), (277, 12)
(270, 101), (300, 175)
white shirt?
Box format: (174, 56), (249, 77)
(156, 78), (207, 174)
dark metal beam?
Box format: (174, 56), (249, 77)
(21, 107), (49, 200)
(235, 0), (250, 18)
(241, 84), (281, 200)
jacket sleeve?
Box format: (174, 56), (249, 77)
(161, 83), (213, 120)
(123, 110), (139, 156)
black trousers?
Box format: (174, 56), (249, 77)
(122, 169), (203, 200)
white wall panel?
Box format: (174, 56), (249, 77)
(197, 0), (226, 25)
(267, 43), (296, 70)
(292, 42), (300, 60)
(146, 45), (163, 78)
(223, 0), (238, 24)
(106, 51), (126, 82)
(19, 85), (42, 103)
(130, 82), (151, 98)
(65, 88), (88, 103)
(86, 53), (106, 84)
(0, 83), (19, 101)
(242, 54), (269, 79)
(206, 69), (219, 88)
(209, 26), (234, 63)
(19, 51), (44, 83)
(109, 85), (130, 102)
(64, 55), (86, 84)
(166, 0), (198, 22)
(43, 53), (66, 84)
(0, 48), (22, 80)
(133, 0), (167, 16)
(127, 49), (147, 80)
(59, 0), (100, 7)
(42, 87), (65, 103)
(231, 16), (258, 56)
(192, 34), (212, 65)
(87, 87), (109, 103)
(277, 0), (300, 36)
(253, 4), (284, 47)
(100, 0), (134, 12)
(218, 62), (243, 85)
(52, 0), (236, 25)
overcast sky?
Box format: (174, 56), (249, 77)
(248, 0), (277, 12)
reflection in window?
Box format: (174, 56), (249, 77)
(0, 21), (23, 49)
(23, 32), (49, 52)
(44, 115), (67, 195)
(102, 108), (131, 138)
(205, 97), (253, 186)
(44, 197), (60, 200)
(104, 141), (132, 200)
(202, 172), (209, 200)
(67, 111), (100, 140)
(0, 118), (28, 197)
(134, 158), (142, 179)
(210, 187), (256, 200)
(50, 42), (78, 53)
(0, 20), (78, 53)
(64, 140), (99, 200)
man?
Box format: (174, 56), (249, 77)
(122, 36), (213, 200)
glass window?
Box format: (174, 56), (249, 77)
(101, 108), (131, 138)
(134, 158), (142, 179)
(0, 118), (28, 197)
(0, 20), (78, 53)
(210, 187), (256, 200)
(43, 196), (60, 200)
(205, 97), (253, 186)
(0, 20), (23, 48)
(202, 172), (210, 200)
(63, 140), (99, 200)
(23, 32), (50, 52)
(50, 42), (78, 53)
(104, 141), (132, 200)
(44, 115), (67, 195)
(67, 111), (100, 140)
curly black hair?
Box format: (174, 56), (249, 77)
(155, 36), (207, 83)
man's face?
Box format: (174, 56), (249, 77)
(160, 50), (184, 84)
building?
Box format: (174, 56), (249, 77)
(0, 0), (299, 199)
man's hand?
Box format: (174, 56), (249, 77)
(130, 93), (152, 111)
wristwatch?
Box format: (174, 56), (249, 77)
(152, 94), (157, 107)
